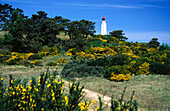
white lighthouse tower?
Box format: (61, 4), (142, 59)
(101, 16), (107, 35)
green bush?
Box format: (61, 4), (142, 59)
(128, 58), (149, 75)
(0, 48), (11, 64)
(87, 55), (129, 67)
(63, 38), (90, 51)
(150, 62), (170, 75)
(104, 65), (131, 79)
(28, 53), (42, 60)
(61, 61), (104, 79)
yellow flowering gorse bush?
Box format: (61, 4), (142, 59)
(0, 71), (94, 111)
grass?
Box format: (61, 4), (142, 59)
(0, 65), (62, 86)
(78, 75), (170, 110)
(39, 52), (71, 65)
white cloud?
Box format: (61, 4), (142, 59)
(55, 3), (138, 9)
(1, 0), (165, 9)
(54, 3), (166, 9)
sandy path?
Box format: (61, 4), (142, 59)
(60, 77), (112, 111)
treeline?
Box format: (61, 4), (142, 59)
(0, 3), (95, 52)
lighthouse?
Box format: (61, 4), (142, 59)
(101, 16), (107, 35)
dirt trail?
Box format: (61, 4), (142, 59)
(60, 77), (112, 108)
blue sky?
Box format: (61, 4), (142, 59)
(1, 0), (170, 44)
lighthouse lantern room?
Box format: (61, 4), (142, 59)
(101, 16), (107, 35)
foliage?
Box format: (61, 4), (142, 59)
(86, 56), (128, 67)
(148, 38), (160, 48)
(27, 53), (42, 60)
(62, 37), (90, 51)
(109, 30), (128, 41)
(38, 46), (59, 57)
(105, 65), (131, 81)
(66, 46), (118, 61)
(2, 33), (13, 45)
(1, 3), (97, 53)
(66, 20), (95, 40)
(0, 70), (139, 111)
(150, 62), (170, 75)
(65, 34), (169, 78)
(5, 55), (22, 65)
(30, 60), (43, 66)
(0, 47), (11, 64)
(136, 62), (150, 75)
(56, 58), (69, 63)
(0, 71), (94, 111)
(0, 3), (13, 30)
(61, 61), (104, 79)
(110, 72), (131, 82)
(4, 52), (43, 65)
(161, 43), (170, 50)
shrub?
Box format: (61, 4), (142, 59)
(38, 46), (59, 57)
(105, 65), (131, 81)
(0, 71), (93, 111)
(56, 58), (69, 63)
(5, 55), (23, 65)
(128, 58), (149, 75)
(150, 62), (170, 75)
(110, 72), (131, 82)
(61, 61), (104, 79)
(0, 48), (11, 64)
(0, 70), (138, 111)
(63, 38), (90, 51)
(148, 38), (160, 48)
(30, 60), (43, 66)
(87, 55), (128, 67)
(136, 62), (150, 75)
(27, 53), (42, 60)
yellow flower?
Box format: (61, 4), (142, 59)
(57, 81), (61, 84)
(47, 84), (51, 88)
(41, 108), (44, 110)
(18, 104), (21, 107)
(116, 107), (121, 110)
(12, 91), (15, 95)
(64, 96), (68, 104)
(52, 96), (55, 101)
(95, 107), (99, 111)
(80, 106), (85, 110)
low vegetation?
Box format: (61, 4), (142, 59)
(0, 3), (170, 111)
